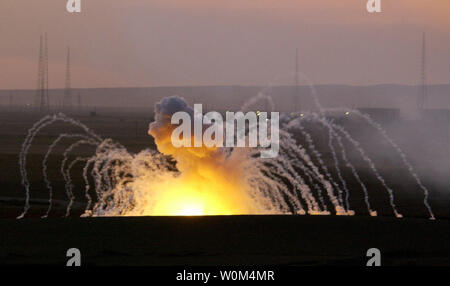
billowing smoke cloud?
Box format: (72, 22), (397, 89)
(138, 96), (274, 215)
(148, 95), (212, 160)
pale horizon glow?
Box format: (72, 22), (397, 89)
(0, 0), (449, 89)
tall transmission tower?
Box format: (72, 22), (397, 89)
(35, 33), (49, 111)
(63, 47), (72, 109)
(418, 32), (427, 110)
(44, 33), (49, 109)
(34, 35), (42, 108)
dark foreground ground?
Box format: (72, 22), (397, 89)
(0, 215), (448, 266)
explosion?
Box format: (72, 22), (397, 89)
(17, 95), (436, 219)
(141, 96), (269, 215)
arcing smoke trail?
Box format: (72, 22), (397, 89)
(42, 133), (99, 218)
(18, 114), (101, 219)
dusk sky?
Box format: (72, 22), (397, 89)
(0, 0), (449, 89)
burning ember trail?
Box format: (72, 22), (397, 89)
(17, 95), (435, 219)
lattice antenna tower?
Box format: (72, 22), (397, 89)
(35, 35), (43, 109)
(34, 33), (49, 111)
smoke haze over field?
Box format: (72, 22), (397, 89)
(0, 0), (449, 89)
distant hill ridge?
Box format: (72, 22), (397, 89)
(1, 84), (450, 111)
